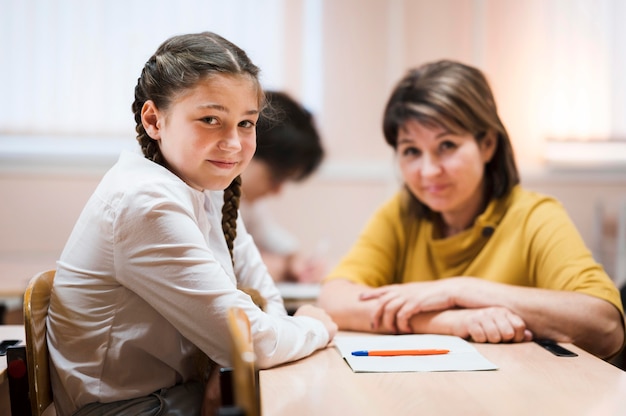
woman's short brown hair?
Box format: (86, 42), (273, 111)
(383, 60), (519, 217)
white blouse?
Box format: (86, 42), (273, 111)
(47, 151), (329, 416)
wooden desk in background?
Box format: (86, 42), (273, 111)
(275, 282), (319, 315)
(260, 332), (626, 416)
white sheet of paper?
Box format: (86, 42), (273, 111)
(334, 334), (498, 373)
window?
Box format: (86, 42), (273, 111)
(0, 0), (322, 173)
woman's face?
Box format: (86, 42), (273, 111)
(396, 119), (496, 229)
(141, 74), (260, 191)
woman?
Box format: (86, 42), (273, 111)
(318, 60), (624, 359)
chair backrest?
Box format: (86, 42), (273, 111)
(23, 269), (55, 416)
(227, 307), (260, 416)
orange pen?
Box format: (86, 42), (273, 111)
(351, 349), (449, 356)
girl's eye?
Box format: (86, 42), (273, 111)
(239, 120), (255, 128)
(202, 116), (219, 125)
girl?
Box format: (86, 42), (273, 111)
(47, 32), (336, 416)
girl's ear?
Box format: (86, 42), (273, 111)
(141, 100), (161, 140)
(480, 130), (498, 163)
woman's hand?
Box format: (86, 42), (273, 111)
(294, 304), (338, 342)
(452, 306), (532, 343)
(359, 280), (459, 333)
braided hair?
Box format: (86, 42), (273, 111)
(131, 32), (265, 267)
(223, 175), (266, 309)
(221, 175), (242, 266)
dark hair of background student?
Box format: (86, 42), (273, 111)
(254, 91), (324, 184)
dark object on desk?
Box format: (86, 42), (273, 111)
(0, 339), (21, 355)
(217, 405), (246, 415)
(218, 367), (245, 415)
(220, 367), (235, 406)
(7, 345), (33, 416)
(535, 339), (578, 357)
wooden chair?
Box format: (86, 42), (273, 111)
(8, 269), (56, 416)
(225, 307), (260, 416)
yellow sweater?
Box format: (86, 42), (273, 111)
(327, 185), (623, 313)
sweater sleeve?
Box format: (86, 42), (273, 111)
(522, 195), (624, 313)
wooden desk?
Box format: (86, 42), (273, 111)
(275, 282), (319, 315)
(260, 334), (626, 416)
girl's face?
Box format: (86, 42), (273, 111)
(396, 119), (496, 230)
(141, 74), (260, 191)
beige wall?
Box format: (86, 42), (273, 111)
(0, 174), (97, 256)
(264, 168), (626, 277)
(2, 167), (624, 287)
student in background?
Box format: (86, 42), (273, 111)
(318, 60), (624, 359)
(47, 32), (336, 416)
(240, 91), (327, 283)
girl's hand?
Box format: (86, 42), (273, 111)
(294, 304), (338, 342)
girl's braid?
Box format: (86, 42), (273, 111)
(221, 175), (242, 266)
(222, 175), (266, 310)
